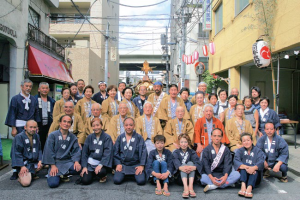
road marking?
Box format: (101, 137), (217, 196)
(278, 190), (287, 194)
(0, 170), (13, 182)
(264, 178), (288, 194)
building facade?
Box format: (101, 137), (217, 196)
(0, 0), (60, 138)
(209, 0), (300, 119)
(49, 0), (119, 89)
(170, 0), (209, 94)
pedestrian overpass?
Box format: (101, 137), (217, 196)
(119, 54), (166, 71)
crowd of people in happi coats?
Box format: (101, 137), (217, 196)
(6, 78), (289, 198)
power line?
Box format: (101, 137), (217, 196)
(0, 0), (23, 18)
(109, 0), (169, 8)
(67, 0), (98, 47)
(70, 0), (106, 37)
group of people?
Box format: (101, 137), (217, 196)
(5, 78), (289, 198)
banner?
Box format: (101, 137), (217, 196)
(203, 0), (212, 31)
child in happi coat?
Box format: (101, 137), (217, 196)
(146, 135), (173, 196)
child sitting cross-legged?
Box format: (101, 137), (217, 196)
(146, 135), (173, 197)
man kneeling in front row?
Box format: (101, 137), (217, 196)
(11, 120), (43, 187)
(43, 115), (82, 188)
(201, 128), (240, 192)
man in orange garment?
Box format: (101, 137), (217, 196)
(194, 104), (229, 156)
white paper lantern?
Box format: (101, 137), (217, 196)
(252, 39), (271, 68)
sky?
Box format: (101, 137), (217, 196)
(117, 0), (171, 55)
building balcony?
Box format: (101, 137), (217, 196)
(28, 23), (65, 58)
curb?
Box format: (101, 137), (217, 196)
(289, 165), (300, 177)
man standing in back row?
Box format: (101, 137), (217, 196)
(147, 81), (168, 118)
(92, 81), (108, 105)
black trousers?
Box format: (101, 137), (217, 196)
(81, 167), (107, 185)
(38, 124), (50, 152)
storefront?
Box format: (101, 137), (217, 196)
(27, 45), (74, 100)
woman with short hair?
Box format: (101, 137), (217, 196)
(234, 133), (264, 198)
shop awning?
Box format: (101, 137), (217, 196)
(28, 45), (74, 84)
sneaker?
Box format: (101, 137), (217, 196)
(10, 172), (18, 180)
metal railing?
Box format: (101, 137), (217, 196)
(28, 24), (65, 58)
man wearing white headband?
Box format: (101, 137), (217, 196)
(92, 81), (108, 105)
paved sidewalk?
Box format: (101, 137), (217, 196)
(282, 134), (300, 176)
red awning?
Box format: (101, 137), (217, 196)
(28, 46), (74, 83)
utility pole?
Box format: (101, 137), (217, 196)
(104, 22), (109, 84)
(165, 26), (169, 92)
(180, 1), (188, 88)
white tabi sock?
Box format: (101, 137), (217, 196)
(209, 184), (218, 190)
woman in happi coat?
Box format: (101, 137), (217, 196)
(208, 93), (224, 122)
(85, 103), (110, 136)
(225, 104), (256, 152)
(53, 87), (71, 118)
(256, 122), (289, 182)
(257, 97), (281, 136)
(223, 95), (238, 125)
(218, 89), (229, 109)
(234, 133), (265, 198)
(135, 101), (163, 154)
(102, 85), (119, 120)
(75, 85), (96, 124)
(121, 87), (140, 119)
(164, 106), (194, 152)
(189, 91), (205, 126)
(69, 83), (81, 105)
(113, 117), (148, 185)
(243, 96), (259, 137)
(172, 134), (202, 198)
(80, 118), (113, 185)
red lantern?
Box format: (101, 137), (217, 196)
(193, 51), (199, 60)
(202, 45), (208, 56)
(209, 42), (215, 55)
(191, 55), (195, 64)
(252, 39), (271, 68)
(187, 55), (192, 64)
(184, 55), (188, 63)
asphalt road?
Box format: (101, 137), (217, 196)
(0, 166), (299, 200)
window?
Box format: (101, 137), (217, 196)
(28, 7), (40, 28)
(198, 23), (209, 38)
(235, 0), (249, 16)
(215, 3), (223, 35)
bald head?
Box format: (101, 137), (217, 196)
(91, 103), (101, 117)
(231, 88), (239, 96)
(176, 106), (185, 119)
(119, 102), (128, 116)
(64, 101), (74, 115)
(24, 120), (37, 136)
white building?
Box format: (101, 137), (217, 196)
(49, 0), (119, 89)
(0, 0), (60, 138)
(170, 0), (209, 94)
